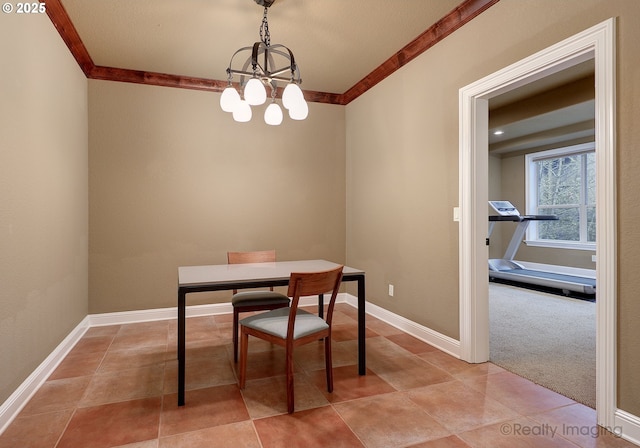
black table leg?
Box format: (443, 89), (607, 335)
(357, 274), (366, 375)
(178, 288), (186, 406)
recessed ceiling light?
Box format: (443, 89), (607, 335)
(493, 130), (504, 135)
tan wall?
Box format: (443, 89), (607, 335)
(346, 0), (640, 415)
(488, 154), (504, 260)
(88, 81), (346, 313)
(0, 16), (88, 402)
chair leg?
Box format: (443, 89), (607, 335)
(286, 346), (295, 413)
(233, 308), (239, 363)
(325, 336), (333, 393)
(239, 329), (249, 389)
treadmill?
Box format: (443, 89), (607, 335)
(488, 201), (596, 295)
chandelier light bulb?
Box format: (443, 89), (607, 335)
(220, 86), (241, 112)
(244, 78), (267, 105)
(264, 102), (283, 126)
(288, 99), (308, 120)
(282, 82), (303, 110)
(232, 100), (252, 122)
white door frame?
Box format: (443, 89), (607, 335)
(458, 18), (616, 427)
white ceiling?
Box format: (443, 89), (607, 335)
(488, 60), (596, 154)
(59, 0), (594, 150)
(61, 0), (461, 94)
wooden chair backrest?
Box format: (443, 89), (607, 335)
(227, 250), (276, 265)
(286, 266), (344, 337)
(287, 267), (343, 298)
(227, 250), (277, 293)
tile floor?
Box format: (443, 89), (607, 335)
(0, 304), (635, 448)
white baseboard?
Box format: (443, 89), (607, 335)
(88, 302), (234, 327)
(343, 294), (461, 358)
(3, 295), (639, 447)
(88, 294), (347, 327)
(0, 316), (90, 434)
(616, 409), (640, 446)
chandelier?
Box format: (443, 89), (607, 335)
(219, 0), (308, 125)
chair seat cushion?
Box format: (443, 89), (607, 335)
(231, 291), (290, 308)
(240, 307), (328, 340)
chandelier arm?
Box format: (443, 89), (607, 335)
(268, 44), (295, 68)
(250, 42), (263, 72)
(229, 44), (300, 83)
(266, 46), (276, 78)
(265, 67), (293, 78)
(229, 47), (269, 86)
(268, 44), (301, 83)
(249, 42), (272, 80)
(227, 45), (256, 69)
(227, 68), (292, 84)
(261, 46), (290, 59)
(238, 51), (256, 88)
(227, 45), (257, 88)
(263, 46), (284, 80)
(229, 68), (296, 82)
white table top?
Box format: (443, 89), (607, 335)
(178, 259), (364, 287)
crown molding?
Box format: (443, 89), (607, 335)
(42, 0), (499, 105)
(43, 0), (93, 75)
(341, 0), (500, 104)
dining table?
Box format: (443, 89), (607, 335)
(177, 259), (366, 406)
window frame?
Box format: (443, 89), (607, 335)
(525, 142), (596, 250)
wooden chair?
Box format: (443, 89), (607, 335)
(228, 250), (290, 363)
(238, 265), (344, 413)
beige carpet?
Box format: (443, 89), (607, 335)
(489, 282), (596, 408)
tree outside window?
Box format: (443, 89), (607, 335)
(526, 142), (596, 249)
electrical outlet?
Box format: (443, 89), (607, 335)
(388, 284), (394, 297)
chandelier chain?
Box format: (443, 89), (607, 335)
(259, 6), (270, 46)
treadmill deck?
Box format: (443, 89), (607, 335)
(489, 268), (596, 295)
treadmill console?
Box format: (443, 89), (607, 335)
(489, 200), (559, 222)
(489, 200), (520, 216)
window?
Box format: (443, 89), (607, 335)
(525, 142), (595, 250)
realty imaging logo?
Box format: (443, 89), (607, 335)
(499, 422), (622, 439)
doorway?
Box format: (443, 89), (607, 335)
(486, 62), (597, 408)
(458, 19), (616, 427)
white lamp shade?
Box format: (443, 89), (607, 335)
(282, 82), (303, 110)
(219, 86), (240, 112)
(244, 78), (267, 105)
(264, 102), (283, 126)
(288, 99), (308, 120)
(232, 100), (252, 122)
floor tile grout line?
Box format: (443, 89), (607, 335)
(249, 419), (266, 448)
(52, 405), (77, 448)
(329, 401), (367, 447)
(88, 331), (118, 379)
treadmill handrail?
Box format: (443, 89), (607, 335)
(489, 214), (559, 222)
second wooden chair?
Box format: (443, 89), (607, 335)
(228, 250), (290, 363)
